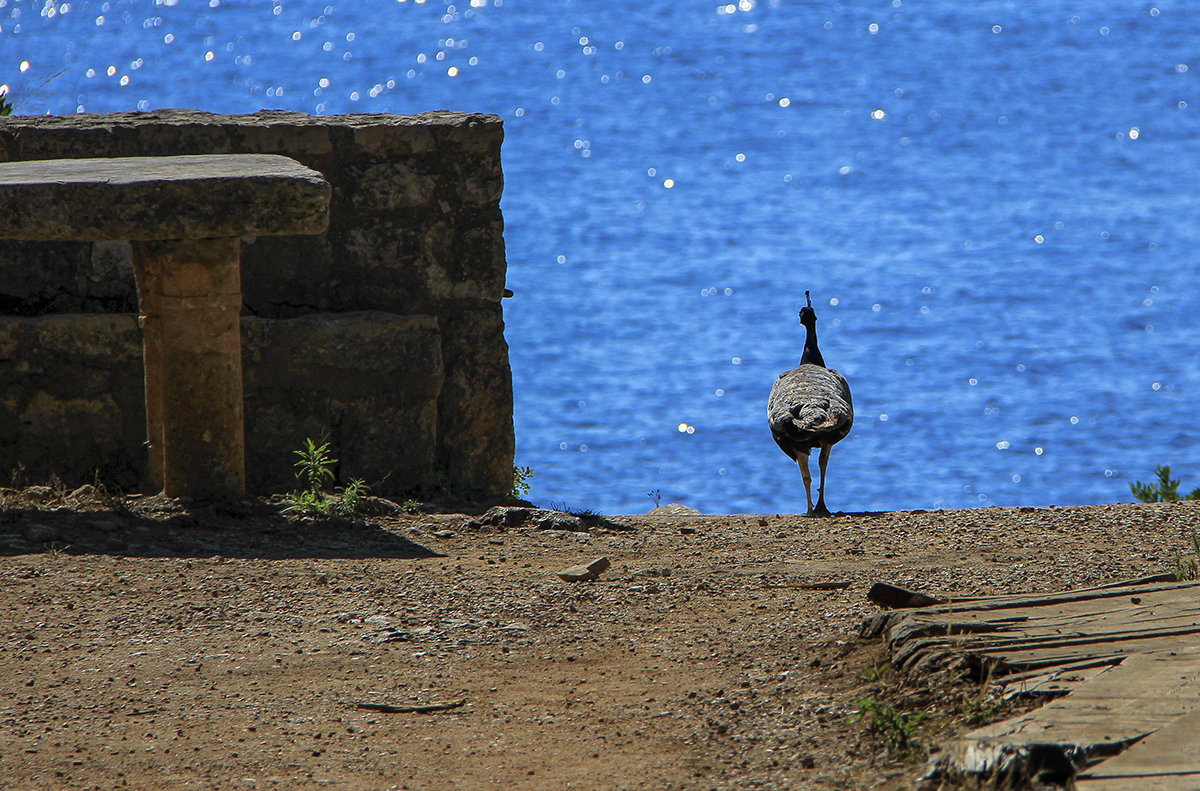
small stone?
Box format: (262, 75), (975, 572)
(557, 556), (611, 582)
(680, 526), (698, 534)
(537, 513), (585, 531)
(68, 484), (99, 502)
(481, 506), (530, 527)
(22, 486), (55, 504)
(648, 503), (701, 516)
(364, 615), (395, 626)
(433, 530), (454, 538)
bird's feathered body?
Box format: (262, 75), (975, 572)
(768, 364), (854, 460)
(767, 293), (854, 516)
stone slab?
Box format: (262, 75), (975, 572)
(0, 154), (330, 241)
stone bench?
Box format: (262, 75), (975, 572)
(0, 154), (331, 499)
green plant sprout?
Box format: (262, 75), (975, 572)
(286, 437), (370, 518)
(294, 437), (335, 494)
(1172, 531), (1200, 582)
(855, 697), (928, 761)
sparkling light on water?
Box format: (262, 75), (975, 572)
(4, 1), (1199, 514)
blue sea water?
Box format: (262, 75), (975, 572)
(3, 0), (1199, 515)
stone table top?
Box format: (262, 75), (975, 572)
(0, 154), (330, 241)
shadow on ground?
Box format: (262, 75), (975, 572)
(0, 494), (443, 560)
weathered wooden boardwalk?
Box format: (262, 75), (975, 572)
(863, 579), (1200, 789)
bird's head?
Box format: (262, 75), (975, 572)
(799, 291), (818, 326)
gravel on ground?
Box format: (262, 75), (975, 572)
(3, 486), (1198, 790)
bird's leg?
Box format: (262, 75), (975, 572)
(812, 443), (832, 517)
(798, 453), (815, 516)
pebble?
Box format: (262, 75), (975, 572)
(557, 556), (611, 582)
(479, 506), (587, 532)
(648, 503), (702, 516)
(69, 484), (99, 501)
(22, 485), (55, 503)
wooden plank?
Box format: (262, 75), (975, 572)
(1076, 778), (1200, 791)
(968, 634), (1200, 671)
(924, 650), (1200, 790)
(889, 590), (1200, 640)
(880, 583), (1200, 675)
(870, 580), (1200, 787)
(958, 650), (1200, 742)
(872, 581), (1200, 638)
(1075, 710), (1200, 790)
(1000, 661), (1112, 700)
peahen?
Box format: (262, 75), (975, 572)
(767, 292), (854, 516)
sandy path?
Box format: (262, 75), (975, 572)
(3, 494), (1197, 790)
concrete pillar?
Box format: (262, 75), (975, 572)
(133, 238), (245, 498)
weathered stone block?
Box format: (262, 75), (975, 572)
(88, 241), (137, 308)
(134, 120), (232, 156)
(0, 240), (95, 315)
(436, 304), (514, 495)
(0, 315), (147, 489)
(5, 123), (122, 161)
(347, 162), (439, 211)
(239, 234), (339, 317)
(349, 124), (436, 157)
(460, 164), (505, 207)
(0, 312), (444, 496)
(242, 313), (443, 496)
(226, 114), (333, 157)
(338, 218), (482, 308)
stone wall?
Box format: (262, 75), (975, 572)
(0, 109), (514, 498)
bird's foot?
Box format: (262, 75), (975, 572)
(806, 503), (832, 518)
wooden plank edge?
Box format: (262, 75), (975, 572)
(922, 735), (1139, 791)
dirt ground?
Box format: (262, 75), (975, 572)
(2, 485), (1198, 791)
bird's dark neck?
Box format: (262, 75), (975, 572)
(800, 323), (826, 367)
